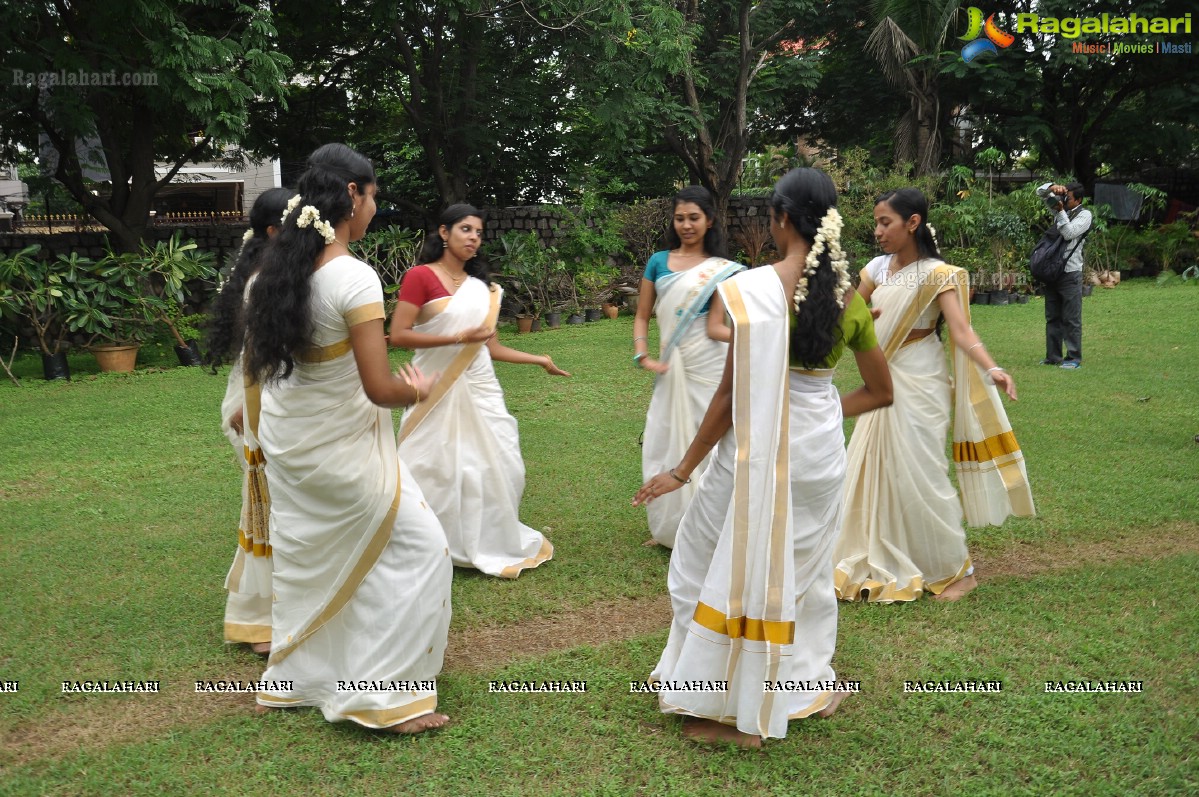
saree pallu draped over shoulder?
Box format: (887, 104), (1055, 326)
(833, 260), (1034, 603)
(256, 257), (451, 728)
(642, 257), (744, 547)
(652, 266), (846, 740)
(398, 278), (553, 578)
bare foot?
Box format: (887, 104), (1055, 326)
(931, 574), (978, 602)
(641, 539), (660, 548)
(681, 717), (762, 749)
(254, 703), (276, 715)
(385, 713), (450, 734)
(250, 642), (271, 656)
(817, 690), (850, 718)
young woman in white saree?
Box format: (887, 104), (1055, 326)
(388, 204), (568, 578)
(205, 187), (292, 656)
(832, 188), (1034, 604)
(243, 144), (450, 734)
(635, 169), (893, 747)
(632, 186), (745, 548)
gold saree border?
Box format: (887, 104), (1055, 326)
(692, 602), (796, 645)
(498, 536), (555, 579)
(345, 301), (385, 328)
(297, 338), (352, 364)
(396, 285), (502, 445)
(223, 621), (272, 644)
(834, 557), (973, 603)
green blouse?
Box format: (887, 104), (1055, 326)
(789, 290), (878, 369)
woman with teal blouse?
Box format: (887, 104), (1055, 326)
(632, 186), (744, 547)
(634, 169), (892, 746)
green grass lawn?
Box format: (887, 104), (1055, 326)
(1, 280), (1196, 795)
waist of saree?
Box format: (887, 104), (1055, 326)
(788, 366), (835, 380)
(899, 327), (935, 349)
(297, 338), (352, 364)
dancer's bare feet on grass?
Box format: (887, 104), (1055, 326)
(817, 690), (850, 718)
(642, 538), (660, 547)
(250, 642), (271, 656)
(931, 574), (978, 602)
(386, 713), (450, 734)
(681, 717), (762, 749)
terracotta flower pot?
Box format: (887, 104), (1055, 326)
(516, 316), (535, 334)
(601, 303), (620, 320)
(90, 344), (140, 373)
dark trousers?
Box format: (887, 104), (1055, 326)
(1044, 271), (1083, 362)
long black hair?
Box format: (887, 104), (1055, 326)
(875, 188), (942, 261)
(664, 185), (727, 258)
(416, 203), (490, 285)
(243, 143), (376, 384)
(772, 168), (844, 369)
(203, 187), (293, 373)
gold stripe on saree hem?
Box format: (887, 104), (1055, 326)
(692, 601), (796, 645)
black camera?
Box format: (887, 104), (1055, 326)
(1043, 188), (1067, 210)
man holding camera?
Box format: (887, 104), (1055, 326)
(1035, 181), (1092, 369)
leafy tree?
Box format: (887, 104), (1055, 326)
(0, 1), (291, 251)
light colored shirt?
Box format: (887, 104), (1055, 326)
(1036, 183), (1092, 274)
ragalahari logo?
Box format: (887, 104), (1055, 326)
(959, 8), (1015, 62)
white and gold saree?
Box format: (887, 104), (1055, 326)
(642, 257), (744, 548)
(398, 277), (553, 578)
(652, 267), (845, 740)
(833, 259), (1035, 602)
(256, 256), (452, 728)
(219, 359), (272, 644)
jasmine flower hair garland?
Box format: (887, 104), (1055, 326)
(792, 207), (852, 312)
(280, 194), (338, 246)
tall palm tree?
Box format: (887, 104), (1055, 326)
(866, 0), (962, 175)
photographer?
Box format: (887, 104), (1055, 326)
(1035, 181), (1092, 369)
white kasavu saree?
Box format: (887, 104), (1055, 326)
(397, 276), (553, 578)
(833, 259), (1035, 602)
(642, 256), (744, 547)
(652, 266), (848, 739)
(256, 256), (452, 727)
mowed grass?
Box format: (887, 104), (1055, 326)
(0, 279), (1197, 794)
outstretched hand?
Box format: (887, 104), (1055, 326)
(632, 471), (685, 507)
(542, 356), (570, 377)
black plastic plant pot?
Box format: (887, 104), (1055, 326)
(175, 340), (203, 367)
(41, 352), (70, 381)
(584, 308), (603, 322)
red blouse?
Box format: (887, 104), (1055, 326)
(397, 265), (451, 307)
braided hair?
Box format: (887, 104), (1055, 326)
(243, 143), (376, 384)
(203, 187), (293, 373)
(771, 168), (844, 368)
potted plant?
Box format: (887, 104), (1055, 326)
(0, 246), (108, 380)
(71, 250), (161, 372)
(138, 232), (217, 365)
(490, 230), (552, 332)
(574, 265), (617, 321)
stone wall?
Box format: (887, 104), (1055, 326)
(0, 195), (777, 262)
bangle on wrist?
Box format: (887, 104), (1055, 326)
(633, 336), (647, 344)
(669, 468), (691, 484)
(968, 342), (984, 353)
(986, 366), (1005, 373)
(633, 352), (648, 368)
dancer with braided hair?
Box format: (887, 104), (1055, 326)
(243, 143), (450, 733)
(205, 186), (292, 655)
(633, 168), (892, 746)
(832, 188), (1034, 605)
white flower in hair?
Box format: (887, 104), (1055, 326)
(793, 207), (852, 311)
(926, 222), (939, 250)
(281, 193), (302, 225)
(294, 204), (338, 245)
(241, 228), (255, 244)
